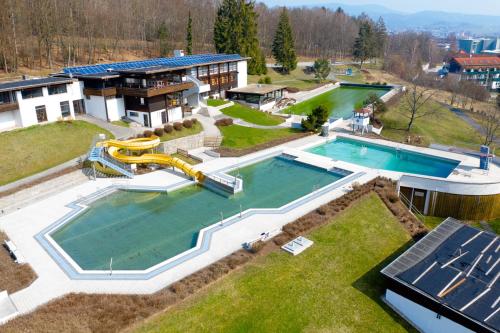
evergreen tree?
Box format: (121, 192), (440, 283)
(186, 12), (193, 55)
(213, 0), (266, 75)
(374, 17), (387, 59)
(157, 22), (169, 57)
(313, 58), (331, 81)
(272, 8), (297, 74)
(352, 21), (375, 69)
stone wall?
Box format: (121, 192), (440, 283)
(159, 132), (205, 154)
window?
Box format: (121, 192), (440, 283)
(209, 64), (218, 75)
(220, 63), (228, 73)
(229, 62), (237, 72)
(140, 98), (145, 105)
(220, 76), (228, 84)
(198, 66), (208, 77)
(190, 67), (197, 77)
(35, 105), (47, 123)
(85, 95), (90, 100)
(60, 101), (71, 117)
(210, 77), (219, 86)
(129, 111), (139, 117)
(0, 91), (15, 104)
(48, 84), (67, 95)
(21, 88), (43, 99)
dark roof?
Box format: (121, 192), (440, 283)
(63, 53), (246, 77)
(228, 84), (286, 95)
(0, 77), (74, 93)
(382, 218), (499, 332)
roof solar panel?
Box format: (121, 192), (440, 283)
(63, 53), (243, 75)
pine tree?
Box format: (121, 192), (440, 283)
(352, 21), (375, 69)
(374, 17), (387, 59)
(213, 0), (266, 75)
(157, 22), (169, 57)
(272, 8), (297, 74)
(186, 12), (193, 55)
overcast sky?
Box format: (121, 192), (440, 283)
(259, 0), (500, 16)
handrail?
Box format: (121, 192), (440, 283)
(399, 191), (425, 221)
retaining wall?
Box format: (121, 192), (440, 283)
(159, 132), (205, 154)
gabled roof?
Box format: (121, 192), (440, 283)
(62, 54), (246, 77)
(452, 56), (500, 68)
(382, 218), (499, 333)
(0, 77), (74, 93)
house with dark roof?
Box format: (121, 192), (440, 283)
(447, 55), (500, 92)
(0, 77), (84, 131)
(381, 218), (499, 333)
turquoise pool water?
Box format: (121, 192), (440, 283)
(52, 157), (343, 270)
(308, 137), (460, 178)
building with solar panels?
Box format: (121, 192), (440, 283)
(57, 52), (249, 128)
(381, 218), (499, 333)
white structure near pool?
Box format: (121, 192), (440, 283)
(0, 132), (498, 325)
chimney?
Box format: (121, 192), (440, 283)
(174, 50), (185, 57)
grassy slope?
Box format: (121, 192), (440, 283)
(111, 120), (130, 127)
(220, 103), (284, 126)
(206, 99), (229, 107)
(136, 194), (414, 333)
(249, 67), (322, 91)
(159, 122), (203, 142)
(219, 125), (299, 149)
(380, 100), (484, 150)
(0, 121), (113, 185)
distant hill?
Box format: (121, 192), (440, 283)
(304, 2), (500, 34)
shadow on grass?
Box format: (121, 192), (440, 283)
(352, 240), (418, 333)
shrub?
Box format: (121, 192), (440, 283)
(143, 130), (154, 137)
(264, 76), (272, 84)
(173, 122), (183, 131)
(258, 77), (265, 84)
(136, 133), (144, 138)
(249, 241), (265, 253)
(191, 118), (198, 124)
(286, 87), (299, 93)
(183, 119), (193, 128)
(301, 105), (329, 132)
(215, 118), (233, 127)
(154, 128), (164, 137)
(164, 124), (173, 133)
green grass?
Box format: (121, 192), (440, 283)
(249, 67), (323, 91)
(159, 122), (203, 142)
(421, 216), (447, 230)
(380, 100), (484, 150)
(421, 216), (499, 234)
(111, 120), (130, 127)
(0, 121), (113, 185)
(206, 99), (230, 107)
(219, 125), (300, 149)
(170, 153), (201, 165)
(220, 103), (284, 126)
(285, 86), (388, 117)
(135, 194), (415, 333)
(332, 65), (366, 84)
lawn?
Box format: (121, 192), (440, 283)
(206, 99), (230, 107)
(219, 125), (300, 149)
(111, 120), (130, 127)
(159, 122), (203, 142)
(0, 121), (113, 186)
(285, 86), (389, 118)
(380, 100), (484, 150)
(249, 67), (323, 91)
(135, 193), (415, 333)
(220, 103), (284, 126)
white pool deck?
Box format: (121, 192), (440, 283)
(0, 132), (498, 323)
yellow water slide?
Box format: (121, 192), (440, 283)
(96, 136), (204, 181)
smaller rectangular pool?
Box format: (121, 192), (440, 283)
(308, 137), (460, 178)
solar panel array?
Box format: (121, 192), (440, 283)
(63, 54), (244, 76)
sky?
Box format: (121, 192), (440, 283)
(259, 0), (500, 16)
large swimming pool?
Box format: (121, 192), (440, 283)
(51, 157), (344, 270)
(308, 137), (460, 178)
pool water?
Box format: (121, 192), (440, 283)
(52, 157), (343, 270)
(308, 137), (460, 178)
(289, 86), (390, 119)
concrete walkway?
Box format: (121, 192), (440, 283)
(191, 113), (221, 137)
(287, 83), (338, 104)
(445, 105), (500, 146)
(77, 115), (136, 139)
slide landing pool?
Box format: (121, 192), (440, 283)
(308, 137), (460, 178)
(51, 156), (344, 271)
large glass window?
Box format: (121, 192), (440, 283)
(48, 84), (67, 95)
(220, 63), (228, 73)
(229, 62), (237, 72)
(209, 64), (218, 75)
(60, 101), (71, 117)
(21, 88), (43, 99)
(190, 67), (197, 77)
(0, 91), (16, 104)
(198, 66), (208, 77)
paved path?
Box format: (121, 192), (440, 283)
(77, 115), (136, 139)
(287, 83), (338, 104)
(191, 113), (221, 137)
(231, 118), (290, 129)
(445, 105), (500, 146)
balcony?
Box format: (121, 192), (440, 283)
(0, 101), (19, 113)
(83, 87), (117, 97)
(117, 81), (194, 98)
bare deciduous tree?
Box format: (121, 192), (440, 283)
(399, 83), (436, 132)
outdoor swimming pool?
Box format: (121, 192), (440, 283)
(308, 137), (460, 178)
(51, 157), (344, 270)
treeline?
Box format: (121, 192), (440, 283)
(0, 0), (362, 73)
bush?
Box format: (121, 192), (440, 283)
(173, 122), (183, 131)
(191, 118), (198, 124)
(164, 124), (173, 133)
(136, 133), (144, 138)
(286, 87), (299, 93)
(154, 128), (164, 137)
(264, 76), (272, 84)
(249, 241), (265, 254)
(143, 130), (154, 137)
(215, 118), (233, 127)
(183, 119), (193, 128)
(258, 77), (265, 84)
(301, 105), (329, 132)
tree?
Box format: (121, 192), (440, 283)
(213, 0), (266, 75)
(313, 59), (330, 82)
(365, 93), (387, 121)
(157, 22), (169, 57)
(373, 17), (387, 60)
(272, 8), (297, 74)
(186, 11), (193, 55)
(479, 108), (499, 146)
(352, 21), (375, 69)
(301, 105), (330, 132)
(399, 83), (436, 132)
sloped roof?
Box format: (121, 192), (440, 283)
(453, 56), (500, 68)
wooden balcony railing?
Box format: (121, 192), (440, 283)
(0, 102), (19, 113)
(83, 87), (117, 97)
(117, 82), (194, 98)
